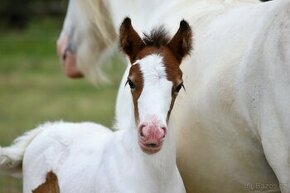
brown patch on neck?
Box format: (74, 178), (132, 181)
(32, 171), (60, 193)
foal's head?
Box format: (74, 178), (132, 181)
(119, 18), (192, 154)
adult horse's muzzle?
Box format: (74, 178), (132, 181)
(138, 122), (167, 154)
(56, 36), (84, 78)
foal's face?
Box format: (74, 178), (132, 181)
(128, 49), (183, 154)
(120, 18), (192, 154)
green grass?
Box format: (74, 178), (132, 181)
(0, 18), (125, 193)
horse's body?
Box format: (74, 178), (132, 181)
(1, 0), (290, 193)
(173, 1), (290, 192)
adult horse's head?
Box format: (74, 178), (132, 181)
(119, 18), (192, 154)
(56, 0), (116, 83)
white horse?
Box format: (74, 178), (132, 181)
(1, 18), (191, 193)
(56, 0), (290, 193)
(2, 0), (290, 192)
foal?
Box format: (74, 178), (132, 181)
(0, 18), (192, 193)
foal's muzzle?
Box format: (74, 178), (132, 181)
(138, 122), (167, 154)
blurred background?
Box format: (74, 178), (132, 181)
(0, 0), (124, 192)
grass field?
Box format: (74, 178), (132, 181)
(0, 18), (125, 193)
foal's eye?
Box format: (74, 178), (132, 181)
(126, 79), (136, 89)
(175, 83), (184, 93)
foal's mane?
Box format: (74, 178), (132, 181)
(143, 27), (170, 48)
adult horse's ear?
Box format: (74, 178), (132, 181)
(119, 17), (145, 63)
(168, 20), (192, 63)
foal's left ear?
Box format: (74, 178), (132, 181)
(168, 20), (193, 63)
(119, 17), (145, 63)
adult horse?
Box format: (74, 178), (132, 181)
(57, 0), (290, 192)
(1, 0), (290, 193)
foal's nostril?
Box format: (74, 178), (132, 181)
(161, 127), (167, 138)
(139, 124), (146, 138)
(140, 130), (145, 137)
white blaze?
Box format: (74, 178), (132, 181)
(136, 54), (173, 125)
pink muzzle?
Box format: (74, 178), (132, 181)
(138, 121), (167, 154)
(56, 36), (83, 78)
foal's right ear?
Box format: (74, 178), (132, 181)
(119, 17), (145, 63)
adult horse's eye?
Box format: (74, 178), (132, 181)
(175, 83), (184, 93)
(126, 79), (136, 89)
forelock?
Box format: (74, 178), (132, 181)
(143, 27), (170, 48)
